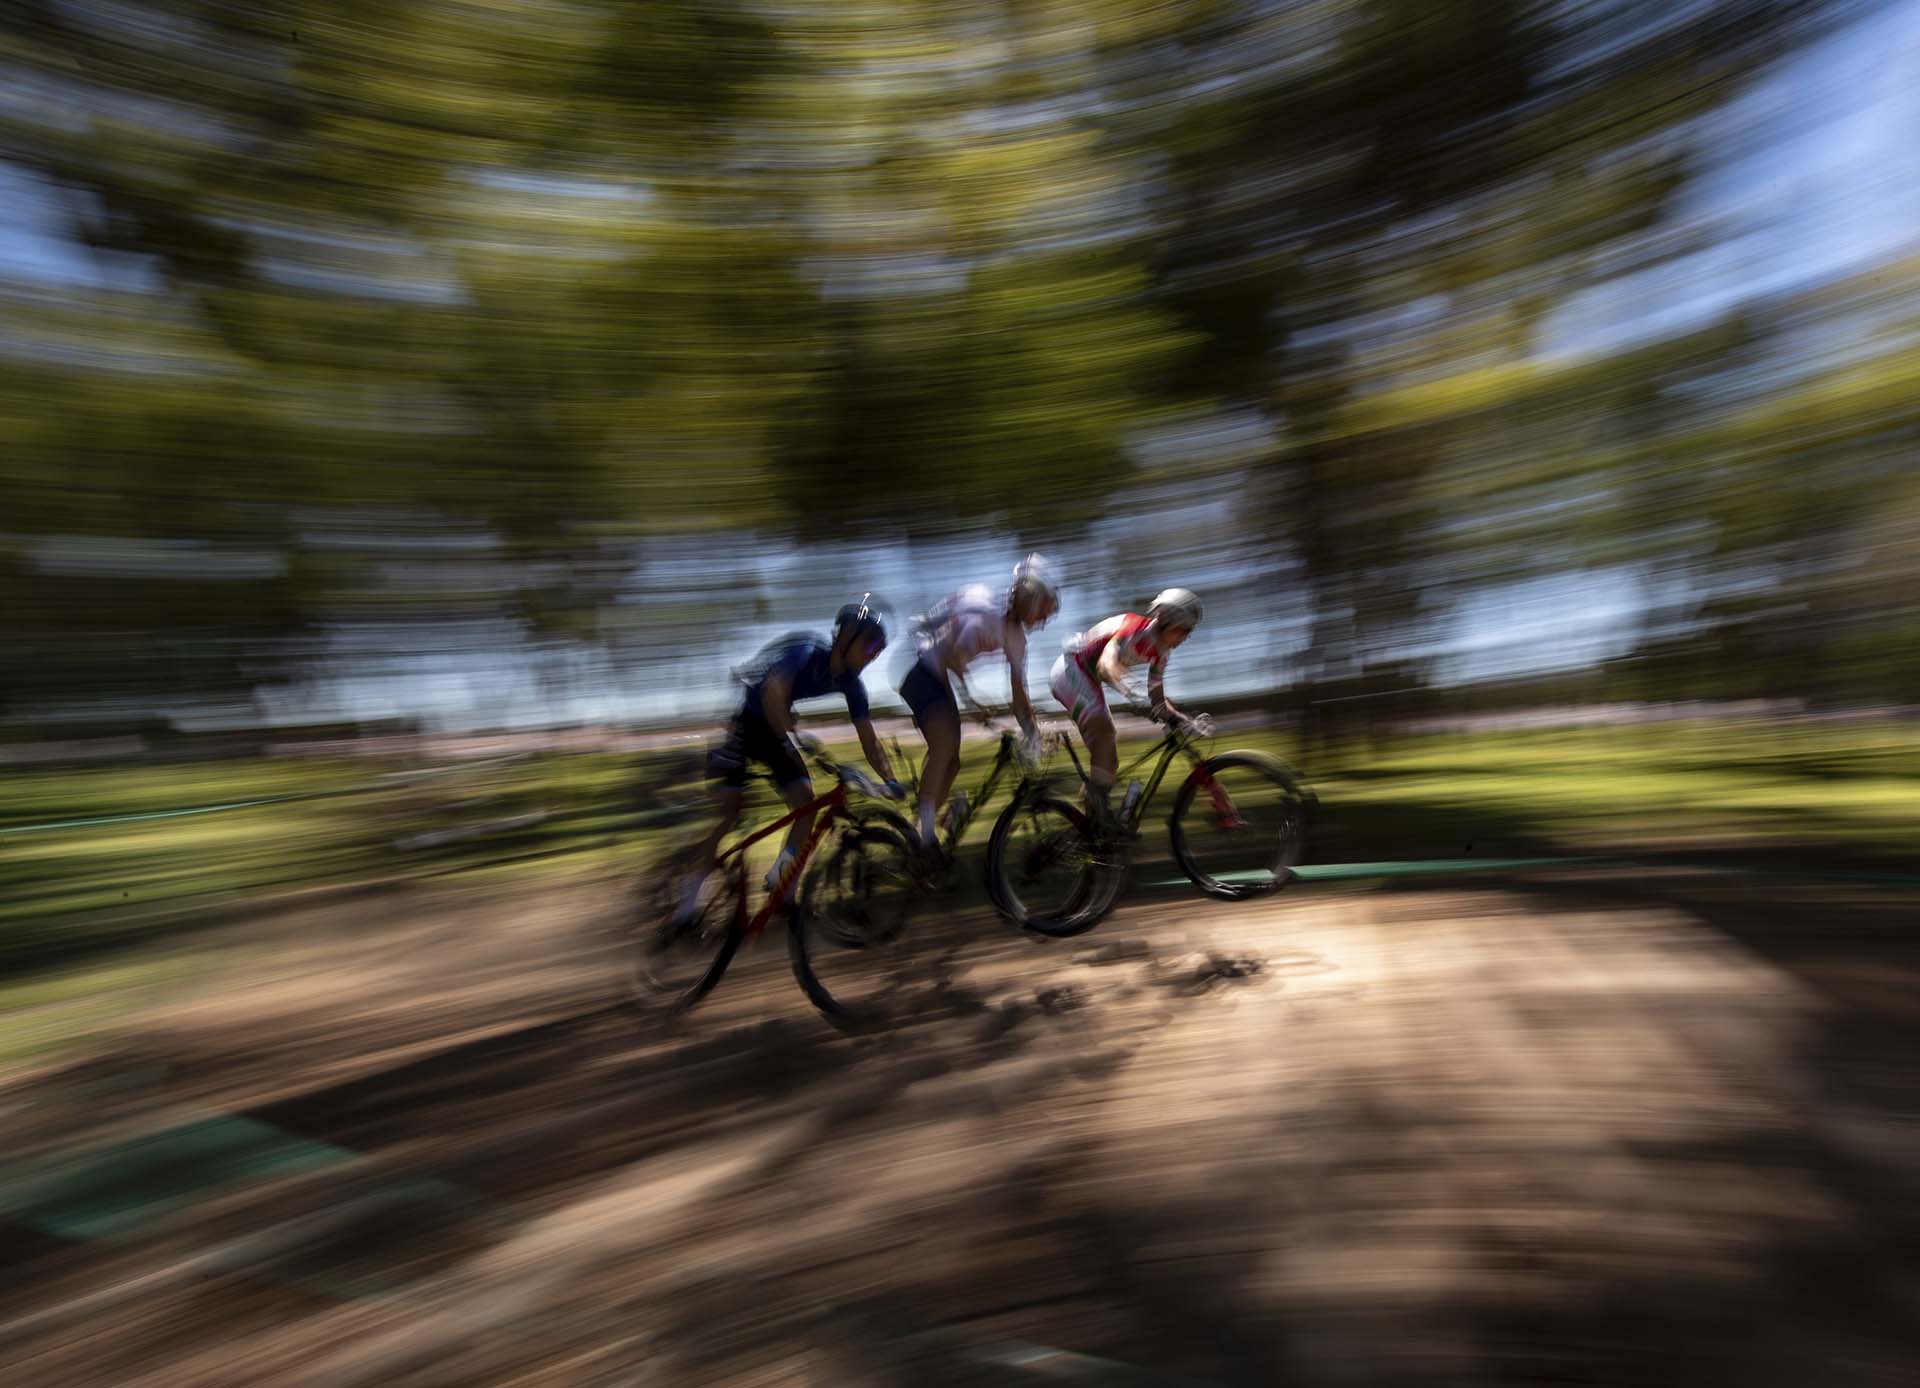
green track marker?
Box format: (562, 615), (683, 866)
(0, 1114), (357, 1241)
(1149, 856), (1601, 888)
(0, 794), (313, 837)
(2, 1112), (489, 1305)
(1152, 855), (1920, 889)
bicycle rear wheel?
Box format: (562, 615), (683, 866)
(790, 820), (925, 1032)
(1168, 752), (1309, 900)
(628, 846), (743, 1015)
(986, 795), (1121, 937)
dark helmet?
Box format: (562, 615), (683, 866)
(833, 592), (888, 649)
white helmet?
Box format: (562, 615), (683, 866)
(1009, 553), (1060, 620)
(1148, 587), (1203, 629)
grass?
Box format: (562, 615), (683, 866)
(4, 716), (1916, 1009)
(1310, 722), (1920, 865)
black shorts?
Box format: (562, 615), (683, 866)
(706, 711), (809, 792)
(899, 657), (958, 729)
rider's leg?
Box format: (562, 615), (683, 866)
(760, 720), (817, 890)
(901, 657), (960, 850)
(1084, 712), (1118, 820)
(768, 775), (816, 893)
(919, 702), (961, 849)
(777, 777), (816, 857)
(676, 786), (742, 920)
(1051, 654), (1117, 825)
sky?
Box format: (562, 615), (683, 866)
(6, 1), (1920, 728)
(1542, 0), (1920, 357)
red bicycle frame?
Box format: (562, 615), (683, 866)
(712, 779), (855, 940)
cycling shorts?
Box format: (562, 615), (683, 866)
(1049, 653), (1109, 730)
(899, 655), (959, 729)
(706, 710), (809, 792)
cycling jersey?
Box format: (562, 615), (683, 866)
(1050, 613), (1171, 730)
(710, 634), (870, 792)
(742, 636), (870, 723)
(915, 585), (1026, 682)
(1066, 613), (1164, 680)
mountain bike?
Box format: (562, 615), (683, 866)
(887, 708), (1068, 880)
(986, 705), (1314, 936)
(787, 715), (1067, 1027)
(629, 742), (917, 1026)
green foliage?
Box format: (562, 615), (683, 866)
(0, 0), (1896, 716)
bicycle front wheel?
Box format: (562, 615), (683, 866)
(986, 796), (1120, 937)
(628, 847), (743, 1015)
(1169, 752), (1309, 900)
(790, 820), (924, 1032)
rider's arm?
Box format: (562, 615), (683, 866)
(1005, 620), (1036, 734)
(761, 669), (796, 739)
(853, 718), (896, 783)
(1096, 643), (1141, 703)
(1008, 670), (1036, 733)
(1148, 666), (1183, 724)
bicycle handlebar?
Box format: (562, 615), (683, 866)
(838, 766), (885, 799)
(1111, 703), (1215, 738)
(796, 742), (898, 802)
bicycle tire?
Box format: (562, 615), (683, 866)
(854, 806), (919, 845)
(627, 846), (745, 1015)
(790, 819), (922, 1032)
(985, 795), (1121, 937)
(1168, 751), (1309, 900)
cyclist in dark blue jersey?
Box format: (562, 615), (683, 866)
(672, 596), (904, 926)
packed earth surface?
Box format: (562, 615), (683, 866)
(5, 867), (1919, 1387)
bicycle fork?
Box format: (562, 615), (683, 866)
(1191, 766), (1246, 831)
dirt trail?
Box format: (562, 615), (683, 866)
(4, 870), (1919, 1386)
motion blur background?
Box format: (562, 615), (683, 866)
(8, 6), (1920, 1386)
(6, 0), (1918, 737)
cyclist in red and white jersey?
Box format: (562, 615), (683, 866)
(1049, 587), (1203, 823)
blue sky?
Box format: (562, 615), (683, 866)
(1543, 0), (1920, 357)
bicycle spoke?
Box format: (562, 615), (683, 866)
(988, 797), (1116, 936)
(628, 853), (741, 1012)
(1171, 754), (1308, 899)
(791, 822), (926, 1030)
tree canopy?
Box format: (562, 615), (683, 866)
(4, 0), (1912, 724)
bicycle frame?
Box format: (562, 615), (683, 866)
(1047, 724), (1239, 833)
(896, 724), (1067, 855)
(711, 778), (855, 941)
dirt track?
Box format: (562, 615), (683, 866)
(5, 869), (1920, 1386)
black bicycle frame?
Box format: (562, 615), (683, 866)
(963, 734), (1018, 825)
(898, 728), (1023, 845)
(1050, 727), (1200, 829)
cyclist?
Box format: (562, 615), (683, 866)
(672, 596), (905, 927)
(899, 554), (1061, 854)
(1049, 587), (1204, 828)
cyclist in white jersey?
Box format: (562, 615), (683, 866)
(899, 555), (1060, 853)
